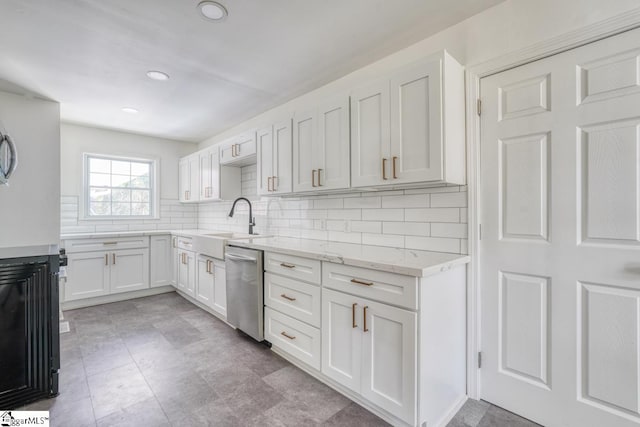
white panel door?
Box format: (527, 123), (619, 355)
(293, 109), (316, 192)
(64, 251), (110, 301)
(351, 80), (390, 187)
(321, 288), (362, 393)
(110, 248), (149, 294)
(390, 58), (443, 184)
(150, 235), (172, 288)
(361, 297), (417, 425)
(256, 126), (274, 196)
(317, 95), (350, 190)
(212, 260), (227, 318)
(178, 249), (195, 295)
(196, 256), (214, 308)
(273, 119), (292, 194)
(480, 28), (640, 427)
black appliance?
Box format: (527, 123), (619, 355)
(0, 254), (60, 409)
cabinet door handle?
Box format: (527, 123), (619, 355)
(280, 262), (295, 269)
(281, 331), (296, 340)
(272, 176), (277, 191)
(317, 169), (323, 187)
(112, 253), (116, 265)
(235, 144), (240, 156)
(105, 254), (109, 266)
(311, 169), (317, 187)
(382, 158), (388, 180)
(232, 144), (236, 157)
(363, 306), (369, 332)
(267, 176), (272, 192)
(351, 278), (373, 286)
(352, 303), (357, 328)
(280, 294), (296, 302)
(392, 156), (398, 179)
(173, 237), (177, 248)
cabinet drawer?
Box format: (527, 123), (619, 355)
(265, 252), (321, 285)
(265, 273), (320, 327)
(63, 236), (149, 253)
(322, 263), (418, 310)
(265, 307), (321, 370)
(174, 236), (194, 251)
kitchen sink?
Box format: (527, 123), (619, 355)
(194, 232), (266, 259)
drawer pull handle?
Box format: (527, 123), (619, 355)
(350, 278), (373, 286)
(363, 306), (369, 332)
(281, 331), (296, 340)
(392, 156), (398, 179)
(103, 241), (118, 245)
(112, 253), (116, 265)
(280, 263), (295, 269)
(267, 176), (272, 192)
(352, 303), (357, 328)
(281, 294), (296, 301)
(105, 254), (109, 266)
(382, 158), (388, 180)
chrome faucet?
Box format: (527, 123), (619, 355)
(228, 197), (256, 235)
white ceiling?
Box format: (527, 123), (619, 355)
(0, 0), (503, 142)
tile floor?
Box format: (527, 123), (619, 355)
(21, 292), (538, 427)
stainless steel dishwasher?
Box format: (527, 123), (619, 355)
(225, 245), (264, 341)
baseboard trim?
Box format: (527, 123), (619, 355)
(431, 395), (467, 427)
(61, 286), (175, 310)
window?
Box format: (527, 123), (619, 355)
(84, 154), (157, 218)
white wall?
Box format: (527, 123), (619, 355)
(60, 123), (198, 234)
(0, 90), (60, 248)
(193, 0), (639, 253)
(198, 0), (640, 149)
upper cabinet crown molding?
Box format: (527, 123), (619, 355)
(351, 50), (465, 188)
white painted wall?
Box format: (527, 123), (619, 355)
(0, 90), (60, 248)
(60, 123), (198, 234)
(61, 123), (196, 199)
(198, 0), (639, 149)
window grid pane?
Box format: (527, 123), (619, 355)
(86, 155), (154, 218)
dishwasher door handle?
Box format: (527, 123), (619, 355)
(226, 253), (258, 263)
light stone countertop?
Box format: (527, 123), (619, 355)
(60, 229), (224, 240)
(227, 236), (470, 278)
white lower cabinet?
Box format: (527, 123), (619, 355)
(196, 255), (227, 318)
(150, 235), (173, 288)
(265, 307), (321, 370)
(322, 288), (417, 425)
(110, 248), (149, 294)
(65, 245), (150, 302)
(65, 251), (110, 301)
(177, 249), (196, 297)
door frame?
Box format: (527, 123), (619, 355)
(465, 7), (640, 399)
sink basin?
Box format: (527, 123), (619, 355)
(193, 233), (266, 258)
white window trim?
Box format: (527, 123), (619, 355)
(80, 152), (160, 221)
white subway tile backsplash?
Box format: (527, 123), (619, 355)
(405, 208), (460, 223)
(314, 198), (344, 209)
(362, 233), (405, 248)
(383, 222), (430, 236)
(430, 192), (467, 208)
(343, 196), (381, 209)
(350, 221), (382, 234)
(381, 194), (429, 208)
(362, 209), (404, 221)
(430, 223), (468, 238)
(405, 236), (460, 253)
(328, 231), (362, 244)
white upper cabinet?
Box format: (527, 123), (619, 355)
(257, 119), (292, 196)
(293, 94), (350, 193)
(293, 109), (316, 192)
(179, 154), (200, 203)
(199, 147), (241, 202)
(220, 130), (257, 166)
(351, 50), (465, 187)
(351, 80), (390, 188)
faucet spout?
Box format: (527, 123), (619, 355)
(228, 197), (256, 235)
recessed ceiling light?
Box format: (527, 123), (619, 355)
(197, 1), (227, 21)
(121, 107), (139, 114)
(146, 70), (170, 81)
